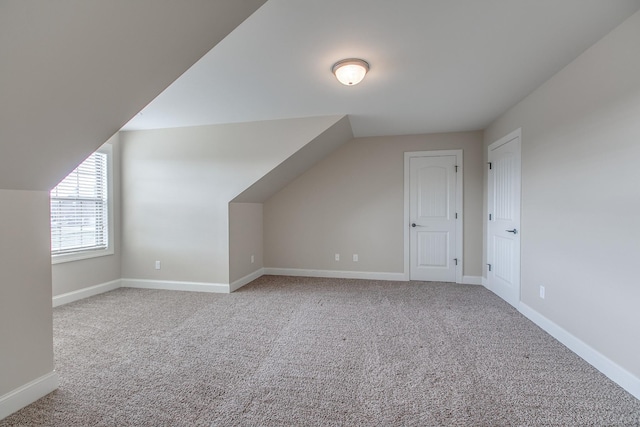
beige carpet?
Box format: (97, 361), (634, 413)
(1, 276), (638, 426)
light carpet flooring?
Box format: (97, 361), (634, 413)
(1, 276), (639, 426)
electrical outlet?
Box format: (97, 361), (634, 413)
(335, 253), (340, 261)
(251, 255), (255, 264)
(539, 286), (545, 299)
(155, 260), (161, 270)
(353, 254), (358, 262)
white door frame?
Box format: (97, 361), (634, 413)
(486, 128), (521, 306)
(404, 150), (463, 283)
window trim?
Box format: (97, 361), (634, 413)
(51, 143), (114, 264)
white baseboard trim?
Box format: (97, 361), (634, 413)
(121, 278), (230, 294)
(264, 268), (406, 282)
(519, 302), (640, 401)
(462, 275), (482, 285)
(0, 371), (59, 421)
(229, 268), (264, 293)
(52, 279), (122, 307)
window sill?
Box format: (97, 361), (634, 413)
(52, 248), (114, 265)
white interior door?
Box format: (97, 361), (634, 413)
(409, 155), (458, 282)
(487, 130), (521, 307)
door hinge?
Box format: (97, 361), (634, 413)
(487, 263), (492, 272)
(454, 258), (458, 266)
(489, 213), (492, 221)
(455, 212), (458, 219)
(455, 165), (459, 172)
(487, 162), (492, 170)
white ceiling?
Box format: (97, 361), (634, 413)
(123, 0), (640, 137)
(0, 0), (266, 190)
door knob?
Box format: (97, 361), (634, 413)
(505, 229), (518, 234)
(411, 223), (426, 228)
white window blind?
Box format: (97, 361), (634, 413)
(50, 152), (108, 255)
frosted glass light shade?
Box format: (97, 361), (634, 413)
(332, 59), (369, 86)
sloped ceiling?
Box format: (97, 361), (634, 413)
(124, 0), (640, 137)
(0, 0), (266, 191)
(232, 115), (354, 203)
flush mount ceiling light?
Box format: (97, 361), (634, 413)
(332, 58), (369, 86)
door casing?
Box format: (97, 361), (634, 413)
(404, 150), (463, 283)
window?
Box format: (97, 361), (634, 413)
(51, 144), (113, 263)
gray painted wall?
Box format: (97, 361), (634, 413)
(484, 10), (640, 378)
(264, 131), (484, 277)
(229, 203), (264, 283)
(0, 190), (54, 396)
(0, 2), (264, 415)
(120, 116), (345, 285)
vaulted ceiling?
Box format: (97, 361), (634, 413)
(3, 1), (640, 191)
(0, 0), (266, 190)
(124, 0), (640, 137)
